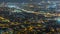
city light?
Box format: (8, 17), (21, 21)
(57, 18), (60, 22)
(0, 0), (60, 34)
(7, 5), (17, 8)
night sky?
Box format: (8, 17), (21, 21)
(0, 0), (40, 3)
(0, 0), (60, 3)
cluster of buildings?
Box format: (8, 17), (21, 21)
(0, 0), (60, 34)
